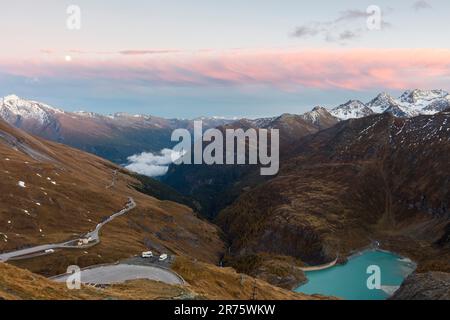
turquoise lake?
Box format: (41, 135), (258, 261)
(295, 250), (416, 300)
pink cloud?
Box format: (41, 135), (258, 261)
(119, 49), (181, 55)
(1, 48), (450, 91)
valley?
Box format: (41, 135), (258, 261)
(0, 90), (448, 300)
(0, 115), (323, 300)
(165, 107), (450, 294)
(3, 0), (450, 305)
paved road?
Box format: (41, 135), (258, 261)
(0, 197), (136, 262)
(84, 197), (136, 242)
(52, 264), (184, 286)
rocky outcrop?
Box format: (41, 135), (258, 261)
(391, 272), (450, 300)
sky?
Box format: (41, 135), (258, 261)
(0, 0), (449, 118)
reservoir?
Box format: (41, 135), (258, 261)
(295, 250), (416, 300)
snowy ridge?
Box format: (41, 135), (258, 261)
(0, 95), (63, 126)
(1, 90), (449, 129)
(246, 116), (278, 128)
(74, 111), (103, 118)
(330, 100), (374, 120)
(300, 106), (333, 125)
(330, 89), (450, 120)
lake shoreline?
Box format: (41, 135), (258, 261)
(294, 242), (417, 299)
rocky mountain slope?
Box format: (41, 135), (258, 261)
(0, 118), (332, 300)
(390, 272), (450, 300)
(216, 110), (450, 286)
(163, 107), (340, 218)
(0, 95), (234, 164)
(1, 90), (446, 166)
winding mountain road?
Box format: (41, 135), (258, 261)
(0, 197), (136, 262)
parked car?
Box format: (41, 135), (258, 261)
(159, 253), (168, 261)
(44, 249), (55, 254)
(142, 251), (153, 258)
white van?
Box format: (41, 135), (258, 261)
(45, 249), (55, 254)
(141, 251), (153, 258)
(159, 253), (168, 261)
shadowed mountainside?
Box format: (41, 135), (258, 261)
(0, 118), (333, 300)
(163, 108), (340, 219)
(215, 111), (450, 286)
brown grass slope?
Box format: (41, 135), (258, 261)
(0, 261), (192, 300)
(0, 257), (328, 300)
(0, 120), (327, 300)
(0, 119), (225, 277)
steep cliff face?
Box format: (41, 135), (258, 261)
(391, 272), (450, 300)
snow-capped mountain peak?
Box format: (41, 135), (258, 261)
(367, 92), (398, 114)
(300, 106), (331, 123)
(1, 94), (64, 126)
(400, 89), (448, 104)
(330, 100), (374, 120)
(395, 89), (449, 117)
(327, 89), (450, 120)
(3, 94), (21, 102)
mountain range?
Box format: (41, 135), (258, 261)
(217, 110), (450, 285)
(0, 95), (235, 164)
(0, 90), (449, 299)
(0, 117), (324, 300)
(330, 90), (450, 120)
(164, 107), (450, 290)
(1, 89), (448, 166)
